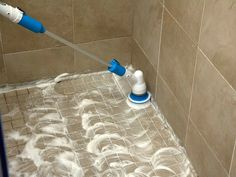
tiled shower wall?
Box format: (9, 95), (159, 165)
(1, 0), (236, 177)
(0, 0), (133, 84)
(132, 0), (236, 177)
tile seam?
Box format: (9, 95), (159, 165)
(198, 48), (236, 93)
(158, 74), (188, 120)
(3, 36), (132, 56)
(0, 28), (8, 83)
(155, 2), (165, 98)
(189, 119), (231, 175)
(132, 38), (157, 72)
(184, 0), (206, 146)
(229, 139), (236, 176)
(71, 0), (76, 71)
(164, 6), (197, 46)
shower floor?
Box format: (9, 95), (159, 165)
(0, 72), (197, 177)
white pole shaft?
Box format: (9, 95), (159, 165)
(0, 2), (23, 23)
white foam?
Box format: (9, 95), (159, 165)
(2, 72), (196, 177)
(7, 131), (29, 142)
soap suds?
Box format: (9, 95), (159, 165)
(1, 72), (197, 177)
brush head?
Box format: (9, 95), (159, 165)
(128, 92), (151, 104)
(127, 92), (151, 109)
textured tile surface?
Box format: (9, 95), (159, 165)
(199, 0), (236, 90)
(131, 41), (157, 96)
(156, 76), (188, 143)
(74, 0), (133, 43)
(190, 50), (236, 170)
(186, 121), (228, 177)
(1, 0), (73, 53)
(133, 0), (163, 67)
(4, 46), (74, 83)
(74, 37), (132, 73)
(165, 0), (204, 43)
(159, 11), (197, 113)
(0, 72), (197, 177)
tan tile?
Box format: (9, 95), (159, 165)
(0, 104), (8, 114)
(186, 121), (228, 177)
(0, 28), (7, 84)
(190, 50), (236, 170)
(73, 0), (133, 43)
(16, 89), (29, 96)
(7, 146), (18, 157)
(0, 70), (7, 85)
(74, 37), (132, 73)
(156, 76), (188, 143)
(230, 141), (236, 177)
(165, 0), (204, 43)
(3, 121), (12, 131)
(133, 0), (163, 67)
(12, 119), (25, 128)
(5, 96), (18, 104)
(1, 0), (73, 53)
(131, 40), (157, 96)
(199, 0), (236, 90)
(4, 46), (74, 83)
(5, 91), (17, 97)
(159, 11), (197, 113)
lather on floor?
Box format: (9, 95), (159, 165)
(0, 72), (197, 177)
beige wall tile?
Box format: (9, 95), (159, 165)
(1, 0), (73, 53)
(165, 0), (204, 43)
(159, 11), (197, 113)
(132, 40), (157, 96)
(74, 0), (133, 43)
(199, 0), (236, 90)
(186, 121), (228, 177)
(156, 75), (188, 143)
(190, 50), (236, 170)
(230, 141), (236, 177)
(4, 46), (74, 83)
(133, 0), (163, 68)
(74, 37), (132, 73)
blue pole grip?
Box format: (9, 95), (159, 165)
(108, 59), (126, 76)
(18, 14), (46, 33)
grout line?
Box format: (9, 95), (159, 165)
(184, 55), (198, 146)
(132, 39), (158, 97)
(164, 6), (197, 46)
(130, 38), (135, 65)
(155, 2), (165, 99)
(3, 45), (69, 56)
(71, 0), (76, 71)
(158, 74), (188, 119)
(131, 0), (136, 39)
(198, 48), (236, 93)
(76, 36), (131, 46)
(229, 139), (236, 176)
(3, 36), (132, 56)
(190, 119), (230, 176)
(0, 29), (8, 83)
(71, 0), (75, 43)
(133, 38), (157, 71)
(184, 0), (206, 146)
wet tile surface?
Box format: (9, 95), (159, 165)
(0, 72), (197, 177)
